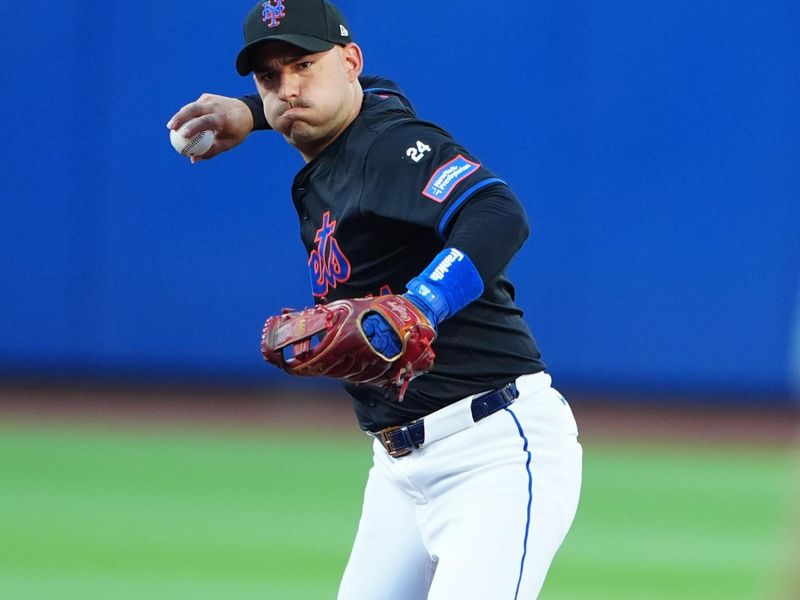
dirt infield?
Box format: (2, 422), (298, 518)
(1, 380), (798, 447)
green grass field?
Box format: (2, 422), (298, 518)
(0, 419), (796, 599)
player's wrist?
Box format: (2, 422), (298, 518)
(405, 247), (484, 326)
(403, 288), (443, 328)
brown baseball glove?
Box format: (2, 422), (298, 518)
(261, 295), (436, 400)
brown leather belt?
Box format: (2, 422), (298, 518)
(371, 382), (519, 458)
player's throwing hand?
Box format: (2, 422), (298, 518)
(166, 93), (254, 162)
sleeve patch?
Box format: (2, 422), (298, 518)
(421, 155), (481, 203)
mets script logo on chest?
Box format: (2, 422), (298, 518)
(308, 211), (352, 297)
(262, 0), (286, 28)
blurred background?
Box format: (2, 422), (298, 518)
(1, 1), (798, 599)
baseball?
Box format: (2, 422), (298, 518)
(170, 128), (215, 157)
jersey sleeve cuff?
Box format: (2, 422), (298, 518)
(436, 178), (506, 239)
(239, 94), (270, 131)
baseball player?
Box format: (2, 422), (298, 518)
(168, 1), (582, 598)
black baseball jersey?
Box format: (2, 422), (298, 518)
(246, 77), (545, 431)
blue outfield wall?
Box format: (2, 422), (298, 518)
(1, 2), (799, 404)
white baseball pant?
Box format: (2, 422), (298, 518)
(337, 371), (583, 599)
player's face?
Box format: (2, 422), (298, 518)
(252, 41), (363, 160)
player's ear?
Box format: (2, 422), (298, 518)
(341, 43), (363, 82)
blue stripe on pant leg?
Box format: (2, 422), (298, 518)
(504, 406), (533, 600)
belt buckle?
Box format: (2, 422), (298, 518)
(376, 425), (414, 458)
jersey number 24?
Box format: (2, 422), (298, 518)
(407, 140), (432, 163)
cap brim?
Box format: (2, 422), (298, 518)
(236, 35), (336, 76)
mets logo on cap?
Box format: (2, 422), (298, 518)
(262, 0), (286, 28)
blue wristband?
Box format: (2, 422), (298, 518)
(405, 248), (484, 326)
